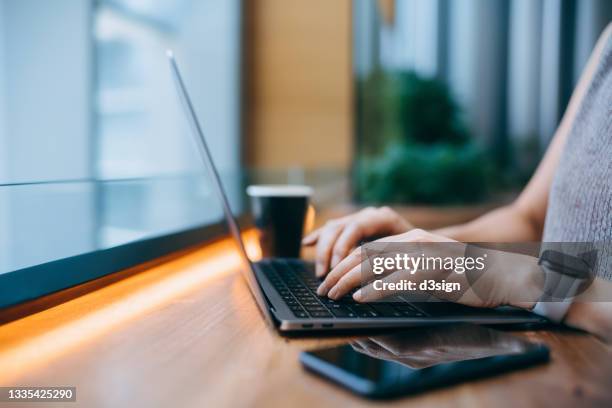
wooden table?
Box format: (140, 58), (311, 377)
(1, 206), (611, 407)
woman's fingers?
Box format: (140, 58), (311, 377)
(314, 223), (344, 277)
(353, 272), (406, 303)
(327, 264), (362, 300)
(301, 228), (321, 245)
(352, 263), (459, 303)
(317, 247), (362, 295)
(305, 207), (411, 275)
(320, 233), (413, 298)
(330, 223), (364, 268)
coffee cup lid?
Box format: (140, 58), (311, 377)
(246, 185), (313, 197)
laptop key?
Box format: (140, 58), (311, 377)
(394, 303), (418, 311)
(394, 303), (425, 316)
(351, 309), (373, 318)
(338, 295), (355, 304)
(305, 306), (327, 313)
(396, 307), (424, 317)
(371, 304), (403, 318)
(310, 311), (332, 318)
(330, 307), (356, 318)
(350, 304), (377, 317)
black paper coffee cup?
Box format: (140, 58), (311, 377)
(247, 185), (313, 258)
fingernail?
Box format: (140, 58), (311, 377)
(317, 283), (327, 296)
(328, 288), (338, 299)
(353, 290), (363, 302)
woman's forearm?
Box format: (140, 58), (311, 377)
(434, 204), (542, 242)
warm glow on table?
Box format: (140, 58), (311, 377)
(0, 231), (261, 383)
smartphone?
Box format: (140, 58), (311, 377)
(300, 324), (549, 399)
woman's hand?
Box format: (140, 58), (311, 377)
(316, 229), (544, 311)
(302, 207), (413, 277)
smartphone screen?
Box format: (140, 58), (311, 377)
(300, 324), (549, 398)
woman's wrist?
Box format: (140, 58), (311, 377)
(499, 252), (544, 310)
(432, 225), (466, 241)
(380, 207), (413, 235)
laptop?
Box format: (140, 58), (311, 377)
(167, 51), (546, 333)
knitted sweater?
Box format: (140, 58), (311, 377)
(542, 27), (612, 279)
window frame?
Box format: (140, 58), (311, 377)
(0, 0), (246, 310)
(0, 216), (252, 309)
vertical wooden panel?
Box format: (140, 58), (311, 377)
(244, 0), (353, 171)
(378, 0), (396, 25)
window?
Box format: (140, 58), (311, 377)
(0, 0), (243, 307)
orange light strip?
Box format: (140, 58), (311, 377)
(0, 233), (261, 384)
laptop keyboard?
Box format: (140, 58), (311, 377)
(260, 259), (425, 319)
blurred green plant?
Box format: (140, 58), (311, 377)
(396, 71), (468, 146)
(358, 70), (401, 156)
(357, 142), (493, 204)
(355, 70), (495, 205)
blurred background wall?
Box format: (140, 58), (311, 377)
(243, 0), (611, 205)
(244, 0), (353, 173)
(0, 0), (610, 211)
